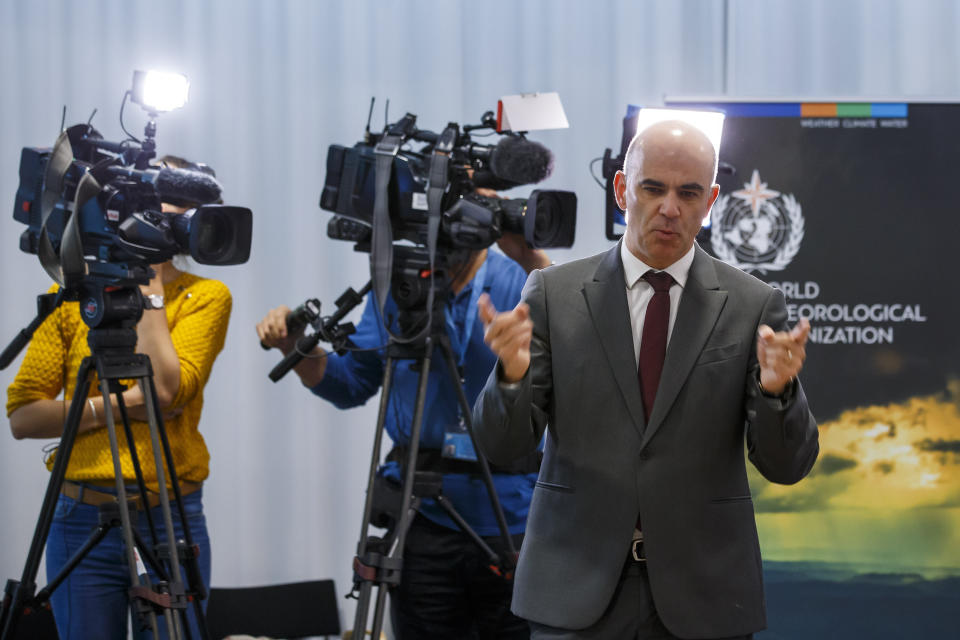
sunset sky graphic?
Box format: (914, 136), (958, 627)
(749, 381), (960, 576)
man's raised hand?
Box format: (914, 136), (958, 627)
(478, 293), (533, 383)
(757, 317), (811, 395)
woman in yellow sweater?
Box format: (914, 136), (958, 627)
(6, 157), (232, 640)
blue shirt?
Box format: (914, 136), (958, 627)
(311, 251), (535, 535)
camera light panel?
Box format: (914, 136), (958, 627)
(132, 70), (189, 113)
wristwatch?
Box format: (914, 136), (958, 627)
(144, 294), (165, 310)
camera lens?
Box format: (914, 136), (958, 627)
(524, 190), (577, 249)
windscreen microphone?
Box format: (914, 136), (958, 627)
(106, 166), (223, 205)
(473, 136), (554, 190)
(154, 167), (222, 205)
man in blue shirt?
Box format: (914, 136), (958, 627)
(257, 236), (549, 639)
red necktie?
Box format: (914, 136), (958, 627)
(638, 271), (674, 421)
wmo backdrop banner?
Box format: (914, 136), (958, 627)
(669, 100), (960, 639)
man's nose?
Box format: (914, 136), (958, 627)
(659, 191), (681, 217)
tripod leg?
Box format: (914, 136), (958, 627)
(143, 379), (210, 640)
(116, 387), (199, 639)
(369, 342), (434, 640)
(351, 355), (398, 636)
(438, 338), (518, 564)
(352, 340), (434, 640)
(391, 339), (433, 563)
(0, 358), (96, 640)
(434, 496), (500, 565)
(37, 519), (115, 601)
(130, 528), (170, 582)
(98, 376), (165, 636)
(116, 390), (162, 547)
(138, 375), (187, 640)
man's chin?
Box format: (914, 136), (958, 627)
(646, 238), (691, 266)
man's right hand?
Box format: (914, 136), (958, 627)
(478, 293), (533, 383)
(256, 305), (301, 353)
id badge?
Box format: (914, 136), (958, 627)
(442, 416), (477, 461)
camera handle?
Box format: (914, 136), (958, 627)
(0, 324), (209, 640)
(349, 330), (519, 640)
(0, 291), (65, 371)
(267, 281), (372, 382)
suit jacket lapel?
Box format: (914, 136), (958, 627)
(583, 243), (647, 437)
(641, 246), (728, 450)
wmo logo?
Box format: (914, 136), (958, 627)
(710, 170), (804, 274)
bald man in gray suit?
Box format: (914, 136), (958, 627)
(475, 120), (818, 639)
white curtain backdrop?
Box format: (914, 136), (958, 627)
(1, 0), (958, 633)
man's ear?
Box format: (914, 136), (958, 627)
(613, 170), (628, 211)
(707, 183), (720, 209)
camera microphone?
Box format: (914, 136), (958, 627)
(473, 136), (554, 190)
(106, 166), (222, 205)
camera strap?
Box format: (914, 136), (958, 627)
(371, 132), (403, 332)
(415, 124), (459, 341)
(444, 258), (488, 369)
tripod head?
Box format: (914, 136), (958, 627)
(0, 281), (149, 371)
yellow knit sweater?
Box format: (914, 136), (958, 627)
(6, 272), (232, 487)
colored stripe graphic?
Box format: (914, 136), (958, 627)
(801, 103), (837, 117)
(837, 103), (872, 117)
(871, 103), (908, 118)
(666, 102), (909, 119)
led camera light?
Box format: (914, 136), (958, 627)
(131, 70), (189, 113)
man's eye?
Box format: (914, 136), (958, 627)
(642, 185), (663, 194)
(680, 190), (698, 198)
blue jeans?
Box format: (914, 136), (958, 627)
(45, 486), (211, 640)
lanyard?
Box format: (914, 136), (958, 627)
(445, 257), (488, 369)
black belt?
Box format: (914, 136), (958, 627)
(386, 446), (541, 476)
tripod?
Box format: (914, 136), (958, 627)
(0, 288), (208, 640)
(348, 306), (519, 640)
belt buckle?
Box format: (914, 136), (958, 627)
(631, 535), (646, 562)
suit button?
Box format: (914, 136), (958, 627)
(639, 449), (651, 461)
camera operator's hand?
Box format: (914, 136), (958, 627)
(256, 305), (303, 353)
(256, 306), (328, 387)
(496, 232), (551, 274)
(479, 293), (532, 383)
(136, 269), (180, 408)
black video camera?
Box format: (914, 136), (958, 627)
(14, 123), (252, 295)
(320, 111), (576, 255)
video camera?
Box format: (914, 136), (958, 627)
(14, 123), (252, 293)
(320, 109), (576, 258)
(2, 71), (252, 363)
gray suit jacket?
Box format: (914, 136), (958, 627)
(474, 243), (818, 637)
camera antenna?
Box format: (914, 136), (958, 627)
(59, 106), (66, 133)
(86, 108), (97, 126)
(384, 98), (390, 130)
(364, 97), (375, 142)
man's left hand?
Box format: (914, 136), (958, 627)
(757, 317), (811, 395)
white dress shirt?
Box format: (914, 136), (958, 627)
(620, 242), (696, 366)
